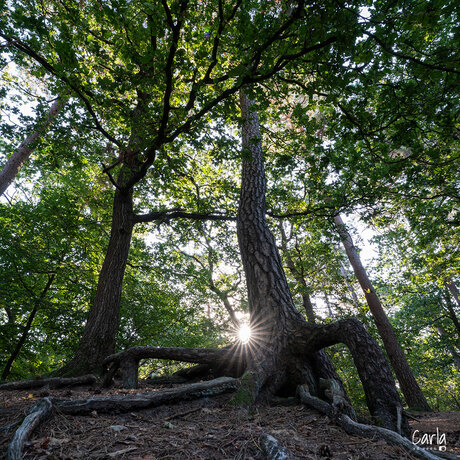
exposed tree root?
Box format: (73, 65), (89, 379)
(260, 433), (294, 459)
(301, 318), (409, 435)
(144, 364), (213, 386)
(103, 345), (245, 388)
(54, 376), (240, 415)
(0, 375), (98, 390)
(6, 397), (52, 460)
(5, 378), (240, 458)
(298, 383), (444, 460)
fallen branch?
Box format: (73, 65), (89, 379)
(260, 433), (294, 460)
(0, 375), (98, 390)
(6, 397), (53, 460)
(298, 384), (444, 460)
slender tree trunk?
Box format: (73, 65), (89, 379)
(446, 281), (460, 307)
(204, 239), (241, 328)
(2, 274), (55, 380)
(278, 222), (316, 323)
(436, 326), (460, 371)
(235, 90), (407, 434)
(58, 185), (134, 376)
(443, 286), (460, 336)
(339, 259), (360, 309)
(0, 96), (67, 196)
(333, 214), (430, 411)
(324, 293), (333, 317)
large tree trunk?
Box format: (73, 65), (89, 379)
(236, 89), (315, 400)
(58, 185), (134, 376)
(333, 214), (430, 411)
(235, 90), (408, 434)
(0, 96), (67, 196)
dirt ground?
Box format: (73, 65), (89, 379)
(1, 384), (459, 460)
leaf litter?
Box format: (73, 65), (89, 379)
(1, 384), (459, 459)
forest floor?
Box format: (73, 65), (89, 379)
(1, 383), (459, 460)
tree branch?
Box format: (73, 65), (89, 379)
(133, 209), (236, 223)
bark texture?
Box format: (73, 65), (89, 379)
(6, 397), (53, 460)
(234, 89), (406, 434)
(236, 90), (312, 400)
(334, 214), (430, 411)
(0, 375), (97, 390)
(0, 96), (67, 196)
(298, 318), (409, 433)
(53, 377), (239, 415)
(339, 259), (360, 309)
(447, 281), (460, 308)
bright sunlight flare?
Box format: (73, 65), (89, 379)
(237, 323), (252, 344)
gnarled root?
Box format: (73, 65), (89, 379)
(301, 318), (409, 435)
(6, 377), (240, 459)
(298, 383), (443, 460)
(103, 345), (245, 388)
(55, 376), (240, 415)
(6, 397), (53, 460)
(0, 375), (97, 391)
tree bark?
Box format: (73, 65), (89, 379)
(0, 375), (97, 390)
(298, 385), (442, 460)
(446, 281), (460, 308)
(58, 185), (135, 376)
(0, 96), (67, 196)
(333, 214), (430, 411)
(6, 397), (53, 460)
(298, 318), (408, 433)
(236, 89), (313, 401)
(234, 89), (406, 434)
(55, 377), (239, 415)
